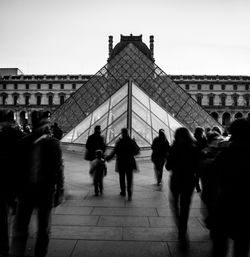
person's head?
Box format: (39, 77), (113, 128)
(95, 149), (103, 159)
(121, 128), (129, 138)
(194, 127), (205, 139)
(205, 127), (211, 135)
(174, 127), (195, 146)
(212, 126), (222, 135)
(32, 118), (51, 136)
(159, 129), (166, 139)
(94, 125), (101, 135)
(228, 118), (250, 142)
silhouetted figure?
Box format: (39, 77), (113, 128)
(89, 150), (107, 196)
(151, 129), (170, 186)
(11, 118), (64, 257)
(106, 128), (140, 201)
(166, 127), (200, 246)
(199, 131), (224, 230)
(85, 125), (106, 162)
(194, 127), (207, 193)
(0, 122), (24, 257)
(51, 122), (63, 140)
(211, 118), (250, 257)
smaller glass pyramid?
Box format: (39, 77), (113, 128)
(61, 81), (183, 147)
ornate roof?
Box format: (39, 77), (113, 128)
(109, 34), (154, 62)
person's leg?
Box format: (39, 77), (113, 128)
(99, 178), (103, 195)
(94, 178), (99, 196)
(35, 200), (52, 257)
(157, 161), (164, 185)
(178, 186), (194, 238)
(169, 178), (180, 228)
(119, 170), (126, 196)
(211, 232), (228, 257)
(11, 199), (33, 256)
(126, 170), (133, 200)
(0, 195), (9, 256)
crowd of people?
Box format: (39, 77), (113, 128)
(1, 117), (250, 257)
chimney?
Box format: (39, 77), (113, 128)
(150, 35), (154, 59)
(108, 36), (113, 58)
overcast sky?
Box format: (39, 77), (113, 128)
(0, 0), (250, 76)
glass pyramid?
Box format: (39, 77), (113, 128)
(51, 40), (223, 144)
(61, 82), (183, 147)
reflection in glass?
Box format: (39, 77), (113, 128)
(91, 100), (109, 126)
(150, 99), (169, 126)
(168, 113), (183, 133)
(106, 112), (127, 144)
(132, 98), (151, 126)
(110, 83), (128, 109)
(61, 129), (74, 143)
(73, 129), (89, 144)
(72, 115), (91, 141)
(132, 113), (152, 144)
(132, 83), (150, 108)
(108, 97), (127, 126)
(132, 129), (151, 147)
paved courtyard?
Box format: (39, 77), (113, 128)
(22, 150), (240, 257)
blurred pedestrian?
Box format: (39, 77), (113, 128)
(51, 122), (63, 140)
(11, 118), (64, 257)
(106, 128), (140, 201)
(0, 122), (24, 257)
(166, 127), (200, 246)
(151, 129), (170, 186)
(211, 118), (250, 257)
(89, 150), (107, 196)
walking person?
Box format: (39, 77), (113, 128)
(89, 149), (107, 196)
(0, 122), (24, 257)
(211, 118), (250, 257)
(151, 129), (170, 186)
(85, 125), (106, 162)
(106, 128), (140, 201)
(166, 127), (200, 246)
(11, 118), (64, 257)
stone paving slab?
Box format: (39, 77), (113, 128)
(123, 227), (178, 241)
(54, 206), (93, 215)
(51, 215), (99, 226)
(92, 207), (158, 216)
(71, 240), (171, 257)
(97, 216), (150, 227)
(51, 226), (123, 240)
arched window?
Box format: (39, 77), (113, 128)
(20, 111), (27, 125)
(211, 112), (219, 122)
(235, 112), (243, 119)
(222, 112), (231, 126)
(59, 93), (65, 105)
(232, 94), (238, 106)
(196, 94), (203, 105)
(208, 94), (214, 106)
(220, 94), (226, 106)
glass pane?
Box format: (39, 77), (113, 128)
(132, 82), (150, 108)
(151, 113), (171, 142)
(132, 113), (152, 144)
(132, 129), (151, 147)
(132, 97), (151, 126)
(150, 99), (169, 126)
(72, 115), (91, 141)
(110, 83), (128, 108)
(168, 113), (183, 132)
(91, 99), (109, 126)
(108, 97), (127, 126)
(91, 112), (109, 132)
(61, 129), (74, 143)
(73, 129), (89, 144)
(106, 112), (127, 144)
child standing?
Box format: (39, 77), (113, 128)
(89, 149), (107, 196)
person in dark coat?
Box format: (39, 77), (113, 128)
(11, 118), (64, 257)
(51, 122), (63, 140)
(0, 122), (25, 257)
(211, 118), (250, 257)
(166, 127), (200, 245)
(151, 129), (170, 186)
(106, 128), (140, 201)
(85, 125), (106, 162)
